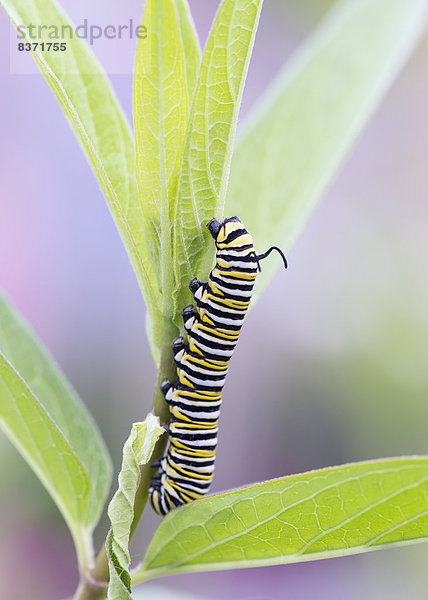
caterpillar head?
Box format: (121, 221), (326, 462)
(206, 216), (246, 246)
(207, 216), (288, 269)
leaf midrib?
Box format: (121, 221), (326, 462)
(157, 4), (172, 317)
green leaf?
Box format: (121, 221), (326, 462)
(0, 294), (111, 529)
(135, 457), (428, 581)
(0, 0), (161, 361)
(107, 415), (164, 600)
(133, 0), (201, 356)
(173, 0), (201, 95)
(226, 0), (428, 301)
(172, 0), (264, 322)
(0, 352), (91, 568)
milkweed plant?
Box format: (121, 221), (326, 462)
(1, 0), (428, 599)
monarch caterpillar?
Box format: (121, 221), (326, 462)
(149, 216), (287, 516)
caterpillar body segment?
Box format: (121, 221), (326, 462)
(149, 216), (286, 516)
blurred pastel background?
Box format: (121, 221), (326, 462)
(1, 0), (428, 599)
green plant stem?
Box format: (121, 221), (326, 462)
(73, 575), (109, 600)
(130, 318), (177, 534)
(75, 320), (178, 599)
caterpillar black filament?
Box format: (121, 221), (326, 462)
(149, 216), (287, 516)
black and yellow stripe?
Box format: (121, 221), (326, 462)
(149, 216), (287, 516)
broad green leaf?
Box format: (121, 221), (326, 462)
(0, 0), (161, 361)
(0, 294), (111, 529)
(226, 0), (428, 301)
(107, 415), (164, 600)
(134, 0), (201, 354)
(0, 353), (91, 568)
(172, 0), (264, 322)
(135, 457), (428, 581)
(173, 0), (201, 95)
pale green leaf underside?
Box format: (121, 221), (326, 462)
(226, 0), (428, 301)
(172, 0), (201, 97)
(107, 415), (164, 600)
(0, 352), (91, 564)
(134, 0), (201, 356)
(0, 294), (111, 528)
(0, 0), (161, 360)
(172, 0), (263, 322)
(136, 458), (428, 580)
